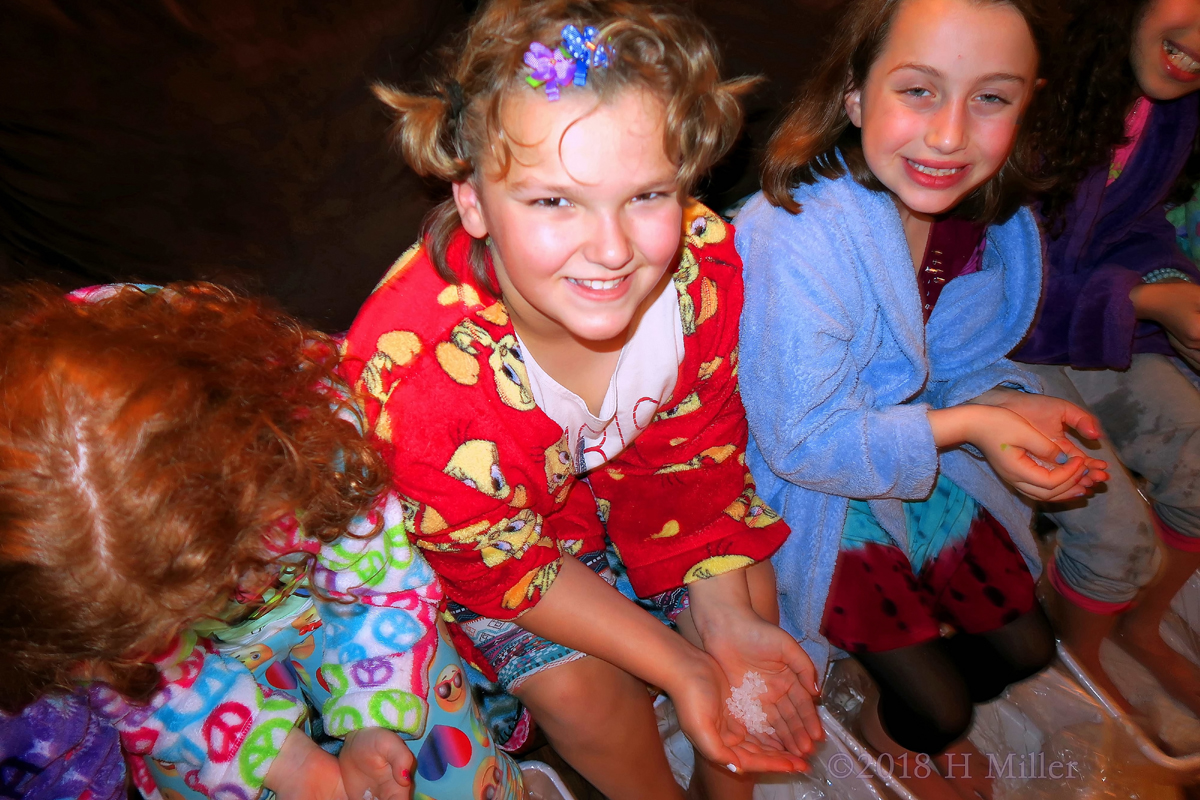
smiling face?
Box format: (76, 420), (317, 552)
(452, 86), (683, 350)
(844, 0), (1038, 219)
(1131, 0), (1200, 99)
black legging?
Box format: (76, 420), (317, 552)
(854, 607), (1055, 755)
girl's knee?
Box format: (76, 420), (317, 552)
(514, 656), (647, 733)
(880, 689), (973, 756)
(1008, 608), (1056, 680)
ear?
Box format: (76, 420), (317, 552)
(452, 180), (489, 239)
(844, 88), (864, 129)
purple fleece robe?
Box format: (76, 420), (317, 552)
(0, 686), (126, 800)
(1016, 93), (1200, 369)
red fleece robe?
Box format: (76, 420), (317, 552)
(341, 203), (790, 632)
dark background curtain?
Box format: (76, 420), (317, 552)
(0, 0), (842, 330)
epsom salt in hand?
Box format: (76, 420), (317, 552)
(725, 671), (776, 735)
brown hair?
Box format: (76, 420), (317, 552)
(761, 0), (1049, 224)
(373, 0), (757, 288)
(1031, 0), (1200, 229)
(0, 283), (387, 712)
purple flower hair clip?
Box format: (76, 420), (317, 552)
(524, 41), (576, 101)
(523, 24), (611, 101)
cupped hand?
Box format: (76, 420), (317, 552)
(973, 389), (1109, 487)
(265, 729), (348, 800)
(667, 649), (811, 775)
(700, 610), (823, 759)
(972, 406), (1095, 502)
(339, 727), (415, 800)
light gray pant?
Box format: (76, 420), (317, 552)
(1028, 354), (1200, 606)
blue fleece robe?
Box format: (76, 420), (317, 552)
(735, 171), (1045, 677)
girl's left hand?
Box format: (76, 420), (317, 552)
(971, 389), (1110, 486)
(339, 727), (415, 800)
(700, 611), (824, 759)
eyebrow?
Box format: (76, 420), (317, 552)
(507, 179), (575, 195)
(889, 63), (1027, 83)
(507, 176), (679, 195)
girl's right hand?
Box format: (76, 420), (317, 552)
(668, 649), (810, 775)
(968, 406), (1092, 502)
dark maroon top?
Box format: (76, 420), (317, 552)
(918, 217), (987, 323)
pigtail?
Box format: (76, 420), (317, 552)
(373, 79), (490, 287)
(373, 84), (470, 183)
(671, 72), (760, 194)
(371, 0), (759, 287)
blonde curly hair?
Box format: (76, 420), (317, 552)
(373, 0), (757, 289)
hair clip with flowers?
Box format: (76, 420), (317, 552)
(524, 24), (610, 101)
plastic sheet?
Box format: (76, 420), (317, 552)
(645, 572), (1200, 797)
(520, 761), (576, 800)
(1163, 572), (1200, 669)
(820, 655), (1197, 798)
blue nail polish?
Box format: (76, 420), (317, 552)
(1055, 452), (1069, 465)
(1084, 468), (1090, 476)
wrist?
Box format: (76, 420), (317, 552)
(686, 569), (757, 639)
(927, 405), (985, 448)
(1130, 281), (1179, 323)
(969, 387), (1018, 407)
(661, 643), (716, 695)
(264, 728), (316, 794)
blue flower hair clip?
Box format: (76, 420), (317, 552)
(524, 24), (611, 101)
(561, 25), (609, 86)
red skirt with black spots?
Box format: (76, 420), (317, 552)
(821, 506), (1036, 654)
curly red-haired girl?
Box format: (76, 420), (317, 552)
(0, 282), (521, 800)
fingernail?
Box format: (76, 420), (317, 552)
(1055, 452), (1069, 465)
(401, 769), (411, 783)
(1084, 468), (1090, 476)
(726, 763), (739, 773)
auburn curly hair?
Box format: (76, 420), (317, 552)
(372, 0), (757, 289)
(1032, 0), (1200, 227)
(0, 283), (387, 712)
(761, 0), (1050, 224)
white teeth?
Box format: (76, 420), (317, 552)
(907, 159), (963, 177)
(568, 277), (624, 290)
(1164, 41), (1200, 74)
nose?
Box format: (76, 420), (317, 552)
(925, 98), (967, 154)
(584, 210), (634, 270)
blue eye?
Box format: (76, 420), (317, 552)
(503, 363), (522, 386)
(904, 87), (932, 98)
(977, 93), (1011, 105)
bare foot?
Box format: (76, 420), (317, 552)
(937, 741), (994, 800)
(1113, 616), (1200, 718)
(1037, 576), (1138, 714)
(877, 755), (965, 800)
(1069, 641), (1138, 715)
